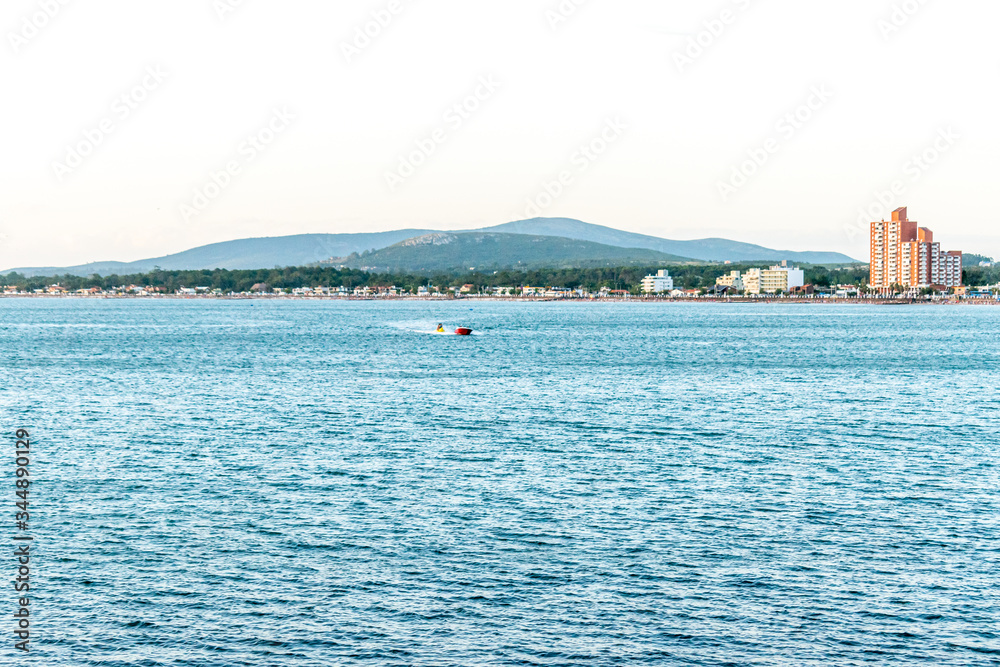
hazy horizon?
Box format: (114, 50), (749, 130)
(3, 0), (999, 268)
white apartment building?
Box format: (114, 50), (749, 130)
(734, 262), (804, 295)
(640, 269), (674, 294)
(759, 261), (805, 294)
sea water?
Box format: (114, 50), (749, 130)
(1, 299), (998, 666)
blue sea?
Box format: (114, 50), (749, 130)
(2, 299), (999, 666)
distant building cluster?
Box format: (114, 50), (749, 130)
(1, 284), (169, 296)
(869, 207), (962, 291)
(5, 276), (998, 301)
(713, 261), (804, 295)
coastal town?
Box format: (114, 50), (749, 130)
(3, 207), (998, 302)
(4, 271), (998, 302)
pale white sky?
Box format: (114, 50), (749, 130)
(2, 0), (998, 268)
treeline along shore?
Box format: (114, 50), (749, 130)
(2, 263), (999, 297)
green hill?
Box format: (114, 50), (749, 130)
(335, 233), (696, 273)
(480, 218), (858, 264)
(2, 217), (859, 278)
(963, 253), (994, 267)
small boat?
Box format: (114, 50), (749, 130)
(454, 327), (473, 336)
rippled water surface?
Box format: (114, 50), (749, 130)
(2, 299), (999, 666)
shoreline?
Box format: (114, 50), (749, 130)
(2, 294), (998, 306)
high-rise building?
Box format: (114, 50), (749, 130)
(869, 207), (963, 290)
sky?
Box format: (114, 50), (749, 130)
(2, 0), (999, 269)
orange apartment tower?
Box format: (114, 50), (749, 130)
(869, 207), (962, 290)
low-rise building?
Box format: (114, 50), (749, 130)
(835, 285), (859, 298)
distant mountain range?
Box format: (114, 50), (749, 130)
(481, 219), (856, 264)
(338, 233), (694, 272)
(3, 231), (431, 278)
(2, 218), (859, 277)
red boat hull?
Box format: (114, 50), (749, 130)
(454, 328), (473, 336)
